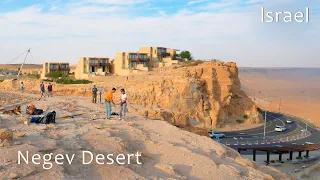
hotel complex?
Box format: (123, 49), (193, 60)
(74, 57), (112, 79)
(41, 62), (70, 79)
(42, 46), (180, 79)
(113, 46), (179, 76)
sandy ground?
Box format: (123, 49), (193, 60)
(240, 68), (320, 127)
(0, 91), (291, 180)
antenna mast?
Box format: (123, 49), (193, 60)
(17, 48), (30, 79)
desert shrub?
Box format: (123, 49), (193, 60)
(257, 107), (262, 112)
(56, 78), (92, 84)
(26, 74), (40, 79)
(185, 60), (205, 67)
(42, 79), (53, 82)
(243, 114), (249, 119)
(0, 79), (3, 83)
(45, 71), (65, 80)
(236, 119), (244, 124)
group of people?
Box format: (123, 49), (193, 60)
(20, 81), (53, 99)
(92, 85), (127, 121)
(39, 81), (53, 99)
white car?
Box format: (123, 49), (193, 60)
(208, 131), (225, 138)
(305, 142), (314, 145)
(286, 119), (293, 124)
(275, 126), (286, 132)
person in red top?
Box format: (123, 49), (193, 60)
(47, 83), (53, 97)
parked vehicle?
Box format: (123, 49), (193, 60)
(275, 125), (286, 132)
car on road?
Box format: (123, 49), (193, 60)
(208, 131), (225, 138)
(286, 119), (293, 124)
(305, 142), (314, 145)
(275, 125), (286, 132)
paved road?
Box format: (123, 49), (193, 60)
(212, 112), (320, 155)
(222, 112), (299, 139)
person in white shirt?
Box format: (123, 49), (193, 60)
(119, 88), (127, 121)
(20, 82), (24, 93)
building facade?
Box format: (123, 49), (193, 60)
(114, 52), (150, 76)
(139, 47), (179, 66)
(41, 62), (70, 79)
(113, 47), (179, 76)
(74, 57), (112, 79)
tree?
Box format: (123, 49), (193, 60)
(179, 51), (192, 60)
(45, 71), (64, 80)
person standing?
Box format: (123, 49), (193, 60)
(40, 81), (46, 99)
(20, 82), (24, 93)
(92, 85), (98, 103)
(99, 87), (103, 103)
(119, 88), (127, 121)
(47, 83), (53, 97)
(105, 88), (116, 120)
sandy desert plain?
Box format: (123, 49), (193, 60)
(0, 62), (319, 180)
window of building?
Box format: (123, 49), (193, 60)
(89, 59), (98, 64)
(84, 65), (87, 73)
(139, 54), (147, 59)
(101, 60), (107, 64)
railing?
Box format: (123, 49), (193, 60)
(220, 130), (311, 146)
(157, 52), (170, 57)
(128, 57), (150, 62)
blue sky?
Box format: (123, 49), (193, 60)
(0, 0), (319, 67)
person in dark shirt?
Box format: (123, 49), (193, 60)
(48, 83), (53, 97)
(92, 85), (98, 103)
(39, 81), (46, 100)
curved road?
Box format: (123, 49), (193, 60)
(216, 112), (320, 149)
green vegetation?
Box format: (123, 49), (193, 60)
(26, 74), (40, 79)
(236, 119), (244, 124)
(45, 71), (65, 80)
(179, 51), (192, 60)
(185, 60), (204, 67)
(56, 78), (92, 84)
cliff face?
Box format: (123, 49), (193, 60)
(126, 61), (262, 128)
(0, 61), (262, 128)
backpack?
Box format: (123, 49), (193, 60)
(34, 109), (44, 115)
(26, 103), (36, 115)
(39, 111), (56, 124)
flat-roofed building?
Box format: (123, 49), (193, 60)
(114, 52), (150, 76)
(74, 57), (112, 79)
(113, 46), (180, 76)
(139, 47), (179, 67)
(41, 62), (70, 79)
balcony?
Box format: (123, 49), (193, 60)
(128, 57), (150, 62)
(157, 52), (171, 57)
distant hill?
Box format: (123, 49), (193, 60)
(0, 64), (42, 70)
(239, 68), (320, 81)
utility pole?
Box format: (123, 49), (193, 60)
(279, 98), (282, 113)
(17, 48), (30, 79)
(301, 91), (310, 131)
(307, 93), (310, 131)
(259, 91), (268, 139)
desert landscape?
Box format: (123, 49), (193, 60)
(1, 61), (319, 179)
(239, 68), (320, 127)
(0, 61), (294, 180)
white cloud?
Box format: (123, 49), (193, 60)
(0, 0), (319, 67)
(186, 0), (209, 6)
(86, 0), (147, 5)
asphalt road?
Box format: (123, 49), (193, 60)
(222, 112), (299, 139)
(214, 112), (320, 155)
